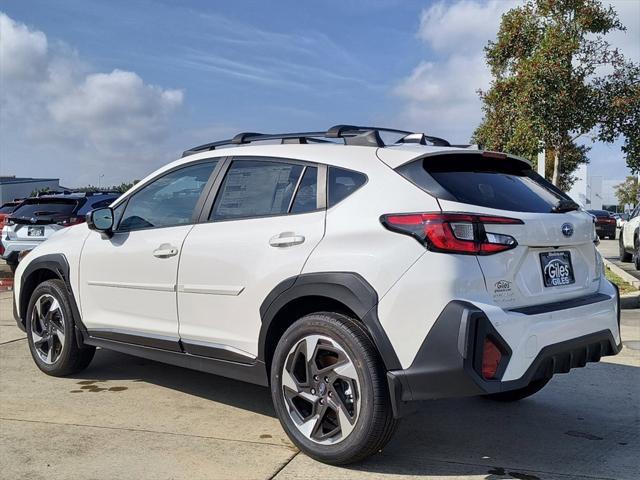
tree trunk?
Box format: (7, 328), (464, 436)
(552, 148), (561, 187)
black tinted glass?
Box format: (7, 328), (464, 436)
(211, 160), (303, 220)
(328, 167), (366, 207)
(290, 167), (318, 214)
(0, 204), (16, 214)
(404, 155), (565, 213)
(119, 161), (216, 231)
(12, 200), (78, 219)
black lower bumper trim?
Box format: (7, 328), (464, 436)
(387, 299), (621, 418)
(510, 292), (611, 315)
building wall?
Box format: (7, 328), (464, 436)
(0, 180), (60, 204)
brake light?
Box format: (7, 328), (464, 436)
(482, 337), (502, 379)
(59, 216), (85, 227)
(380, 212), (522, 255)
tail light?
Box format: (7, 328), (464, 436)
(380, 212), (522, 255)
(482, 337), (502, 379)
(58, 216), (85, 227)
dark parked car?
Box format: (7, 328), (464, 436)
(1, 192), (119, 270)
(587, 209), (617, 239)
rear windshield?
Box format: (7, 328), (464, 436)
(397, 154), (569, 213)
(0, 204), (17, 214)
(11, 199), (79, 219)
(587, 210), (611, 217)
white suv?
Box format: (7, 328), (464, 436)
(13, 126), (621, 464)
(619, 204), (640, 269)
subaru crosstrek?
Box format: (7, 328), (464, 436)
(13, 125), (621, 464)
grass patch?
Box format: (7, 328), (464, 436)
(605, 267), (638, 295)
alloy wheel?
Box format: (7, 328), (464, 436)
(281, 334), (361, 445)
(30, 294), (66, 365)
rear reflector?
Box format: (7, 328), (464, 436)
(380, 212), (522, 255)
(482, 338), (502, 379)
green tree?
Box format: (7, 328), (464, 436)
(615, 176), (639, 207)
(30, 187), (52, 197)
(474, 0), (639, 189)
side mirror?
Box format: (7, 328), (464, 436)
(86, 207), (114, 236)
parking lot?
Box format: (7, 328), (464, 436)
(0, 287), (638, 480)
(599, 237), (640, 283)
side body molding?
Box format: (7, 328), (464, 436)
(258, 272), (402, 371)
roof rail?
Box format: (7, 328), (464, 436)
(182, 125), (451, 157)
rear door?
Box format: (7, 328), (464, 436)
(177, 157), (326, 360)
(398, 153), (599, 309)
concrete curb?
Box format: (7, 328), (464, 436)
(603, 258), (640, 289)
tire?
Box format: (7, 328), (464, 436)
(484, 377), (550, 402)
(26, 279), (95, 376)
(619, 235), (632, 262)
(270, 312), (397, 465)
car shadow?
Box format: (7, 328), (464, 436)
(73, 349), (639, 480)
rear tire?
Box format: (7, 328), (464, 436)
(485, 377), (550, 402)
(619, 236), (632, 262)
(270, 312), (397, 465)
(26, 279), (95, 376)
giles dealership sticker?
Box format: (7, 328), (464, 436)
(493, 280), (515, 304)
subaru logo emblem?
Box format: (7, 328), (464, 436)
(561, 223), (574, 237)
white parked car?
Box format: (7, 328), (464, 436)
(13, 126), (621, 464)
(619, 204), (640, 269)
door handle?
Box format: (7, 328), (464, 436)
(269, 232), (305, 248)
(153, 244), (179, 258)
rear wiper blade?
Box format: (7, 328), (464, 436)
(551, 199), (580, 213)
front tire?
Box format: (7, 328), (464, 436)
(485, 377), (550, 402)
(270, 312), (397, 465)
(26, 279), (95, 376)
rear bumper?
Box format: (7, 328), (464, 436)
(1, 240), (43, 262)
(595, 225), (616, 237)
(387, 286), (621, 418)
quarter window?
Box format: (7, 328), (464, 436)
(328, 167), (367, 207)
(118, 161), (217, 231)
(210, 159), (309, 221)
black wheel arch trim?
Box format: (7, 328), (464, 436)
(17, 253), (88, 345)
(258, 272), (402, 371)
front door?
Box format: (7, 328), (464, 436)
(79, 160), (219, 348)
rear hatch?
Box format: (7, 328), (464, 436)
(6, 198), (82, 242)
(394, 152), (599, 309)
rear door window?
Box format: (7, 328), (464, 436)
(327, 167), (367, 207)
(397, 154), (566, 213)
(210, 159), (307, 221)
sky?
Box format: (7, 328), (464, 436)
(0, 0), (638, 187)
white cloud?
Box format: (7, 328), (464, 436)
(417, 0), (516, 54)
(607, 0), (640, 62)
(0, 12), (183, 185)
(393, 1), (516, 142)
(394, 0), (639, 147)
